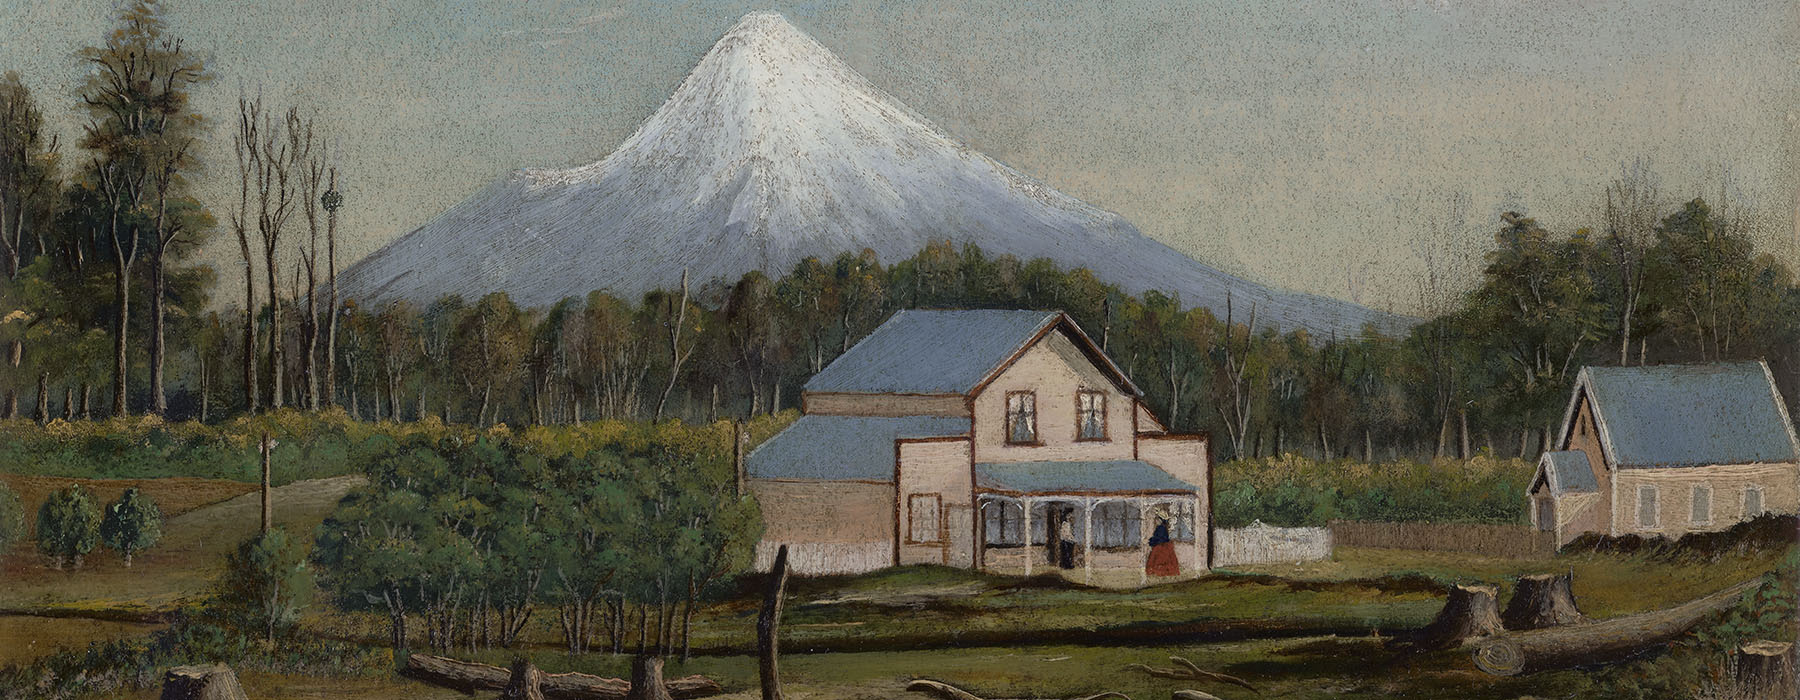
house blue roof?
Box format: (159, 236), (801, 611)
(747, 415), (970, 481)
(1582, 362), (1799, 468)
(975, 460), (1200, 495)
(1540, 450), (1598, 495)
(802, 309), (1061, 394)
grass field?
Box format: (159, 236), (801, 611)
(4, 469), (1791, 699)
(0, 475), (362, 616)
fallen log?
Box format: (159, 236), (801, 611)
(160, 663), (249, 700)
(903, 678), (1128, 700)
(402, 653), (723, 700)
(1171, 692), (1223, 700)
(1389, 584), (1502, 651)
(1470, 578), (1762, 676)
(1500, 573), (1585, 631)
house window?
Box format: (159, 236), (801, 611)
(1093, 501), (1141, 548)
(1076, 390), (1107, 441)
(1691, 485), (1711, 524)
(982, 500), (1024, 546)
(1005, 392), (1038, 444)
(1745, 487), (1765, 519)
(908, 493), (942, 543)
(1156, 501), (1197, 542)
(1637, 485), (1659, 529)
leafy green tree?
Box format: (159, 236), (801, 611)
(36, 484), (100, 569)
(99, 486), (163, 566)
(215, 528), (314, 643)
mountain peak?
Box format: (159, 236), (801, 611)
(337, 10), (1416, 339)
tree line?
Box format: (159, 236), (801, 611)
(1, 1), (1793, 464)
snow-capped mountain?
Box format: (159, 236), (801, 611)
(336, 11), (1414, 338)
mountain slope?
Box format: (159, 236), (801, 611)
(337, 12), (1414, 338)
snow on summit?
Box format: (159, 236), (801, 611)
(336, 12), (1413, 338)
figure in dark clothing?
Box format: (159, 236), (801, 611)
(1146, 512), (1180, 576)
(1056, 515), (1077, 569)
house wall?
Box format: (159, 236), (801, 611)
(1560, 392), (1612, 532)
(971, 330), (1135, 464)
(801, 392), (970, 417)
(750, 478), (896, 574)
(1610, 462), (1799, 538)
(1552, 492), (1604, 546)
(1138, 435), (1209, 492)
(896, 438), (975, 567)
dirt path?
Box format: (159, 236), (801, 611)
(0, 475), (365, 615)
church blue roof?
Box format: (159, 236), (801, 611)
(1540, 450), (1598, 495)
(802, 309), (1061, 395)
(1581, 362), (1798, 468)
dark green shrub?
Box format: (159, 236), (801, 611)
(35, 485), (100, 569)
(212, 529), (315, 642)
(100, 487), (164, 567)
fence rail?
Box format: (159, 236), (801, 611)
(754, 541), (893, 576)
(1212, 521), (1333, 566)
(1329, 520), (1554, 559)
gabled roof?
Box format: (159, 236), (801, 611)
(746, 415), (969, 481)
(1566, 361), (1800, 469)
(802, 309), (1137, 396)
(975, 460), (1200, 495)
(1537, 450), (1598, 496)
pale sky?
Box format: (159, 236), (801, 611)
(3, 0), (1795, 315)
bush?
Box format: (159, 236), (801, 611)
(100, 487), (164, 567)
(36, 485), (101, 569)
(213, 528), (315, 642)
(1214, 454), (1533, 528)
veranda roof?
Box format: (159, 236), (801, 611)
(974, 460), (1200, 495)
(747, 415), (970, 481)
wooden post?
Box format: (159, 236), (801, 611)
(757, 544), (788, 700)
(1082, 499), (1094, 585)
(1193, 495), (1204, 574)
(1021, 497), (1032, 577)
(260, 431), (273, 535)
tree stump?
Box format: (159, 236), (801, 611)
(626, 656), (674, 700)
(1392, 584), (1502, 651)
(160, 664), (249, 700)
(1501, 573), (1585, 630)
(501, 659), (546, 700)
(1733, 640), (1795, 699)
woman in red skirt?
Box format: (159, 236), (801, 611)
(1145, 510), (1181, 577)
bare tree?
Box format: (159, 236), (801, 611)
(652, 268), (694, 421)
(230, 95), (262, 413)
(256, 108), (304, 409)
(296, 131), (327, 409)
(1601, 158), (1660, 366)
(323, 168), (341, 408)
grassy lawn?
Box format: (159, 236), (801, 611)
(0, 475), (363, 616)
(0, 615), (163, 666)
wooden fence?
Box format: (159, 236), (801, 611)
(754, 541), (893, 576)
(1213, 521), (1333, 566)
(1329, 520), (1555, 559)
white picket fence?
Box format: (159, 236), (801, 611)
(1212, 521), (1332, 566)
(754, 541), (893, 576)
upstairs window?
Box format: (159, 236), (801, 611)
(1005, 391), (1038, 444)
(1077, 390), (1107, 441)
(1691, 485), (1712, 524)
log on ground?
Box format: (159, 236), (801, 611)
(160, 664), (249, 700)
(402, 654), (723, 699)
(1470, 578), (1762, 676)
(1500, 572), (1585, 631)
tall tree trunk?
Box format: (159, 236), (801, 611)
(1459, 408), (1472, 459)
(62, 386), (72, 421)
(33, 371), (46, 424)
(148, 249), (167, 415)
(265, 249), (282, 410)
(112, 254), (130, 417)
(241, 267), (258, 414)
(323, 169), (339, 406)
